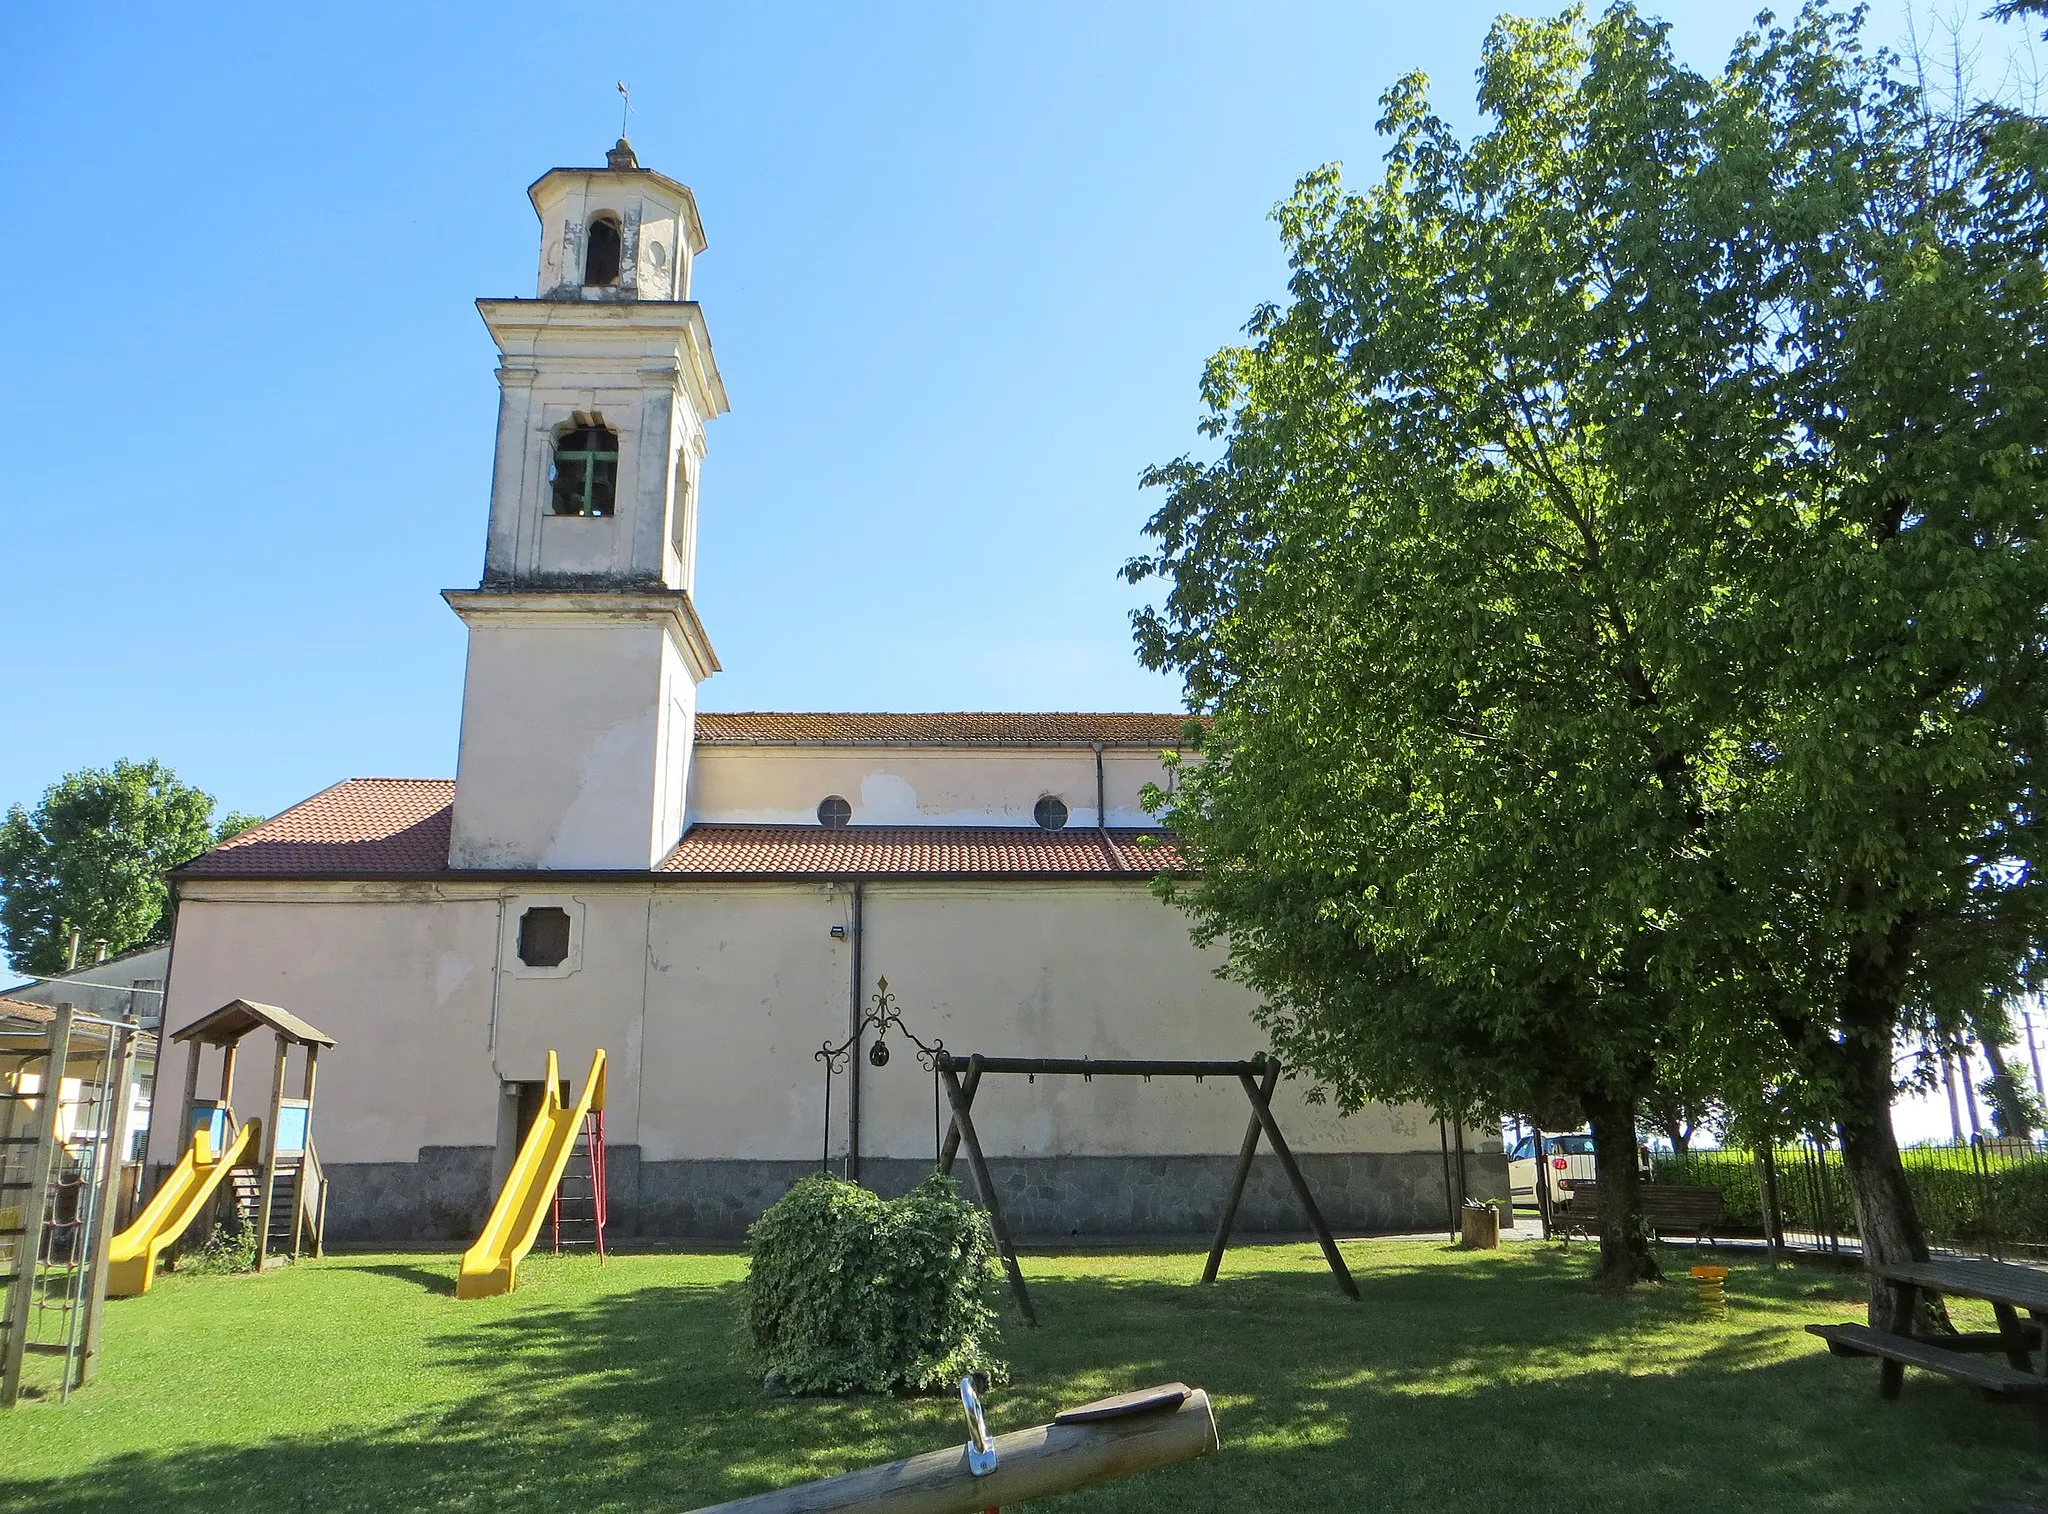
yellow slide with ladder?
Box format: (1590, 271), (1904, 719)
(457, 1048), (605, 1300)
(107, 1117), (261, 1297)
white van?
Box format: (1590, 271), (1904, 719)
(1507, 1132), (1598, 1210)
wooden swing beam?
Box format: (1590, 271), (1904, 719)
(931, 1052), (1359, 1324)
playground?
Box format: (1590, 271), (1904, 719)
(2, 1239), (2043, 1514)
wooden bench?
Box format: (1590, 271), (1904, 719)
(1807, 1322), (2048, 1443)
(1550, 1199), (1597, 1241)
(1550, 1183), (1724, 1245)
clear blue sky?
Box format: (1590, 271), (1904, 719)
(0, 1), (1977, 823)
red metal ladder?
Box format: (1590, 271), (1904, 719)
(550, 1109), (607, 1258)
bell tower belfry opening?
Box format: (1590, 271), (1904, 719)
(446, 140), (729, 871)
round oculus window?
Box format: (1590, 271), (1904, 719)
(1034, 795), (1069, 831)
(817, 795), (852, 829)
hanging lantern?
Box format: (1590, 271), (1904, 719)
(868, 1039), (891, 1068)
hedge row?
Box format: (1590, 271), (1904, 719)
(1650, 1148), (2048, 1248)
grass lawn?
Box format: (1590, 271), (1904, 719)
(1, 1239), (2043, 1513)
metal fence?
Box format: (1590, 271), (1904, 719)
(1652, 1139), (2048, 1263)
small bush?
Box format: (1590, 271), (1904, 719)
(175, 1215), (257, 1276)
(741, 1172), (1007, 1395)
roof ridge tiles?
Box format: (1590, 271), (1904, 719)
(693, 711), (1202, 746)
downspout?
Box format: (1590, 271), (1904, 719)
(1094, 742), (1121, 873)
(847, 879), (865, 1184)
(487, 896), (507, 1063)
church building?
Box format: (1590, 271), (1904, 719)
(146, 142), (1498, 1243)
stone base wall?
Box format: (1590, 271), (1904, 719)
(323, 1145), (1508, 1246)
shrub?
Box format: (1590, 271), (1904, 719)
(175, 1215), (257, 1276)
(1653, 1145), (2048, 1250)
(741, 1172), (1007, 1395)
(1982, 1162), (2048, 1246)
(1651, 1151), (1764, 1227)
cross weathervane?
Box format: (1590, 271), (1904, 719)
(616, 81), (632, 140)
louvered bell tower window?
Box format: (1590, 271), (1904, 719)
(550, 425), (619, 516)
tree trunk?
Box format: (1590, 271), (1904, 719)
(1939, 1047), (1965, 1142)
(1980, 1038), (2033, 1140)
(1831, 983), (1931, 1332)
(1583, 1088), (1660, 1286)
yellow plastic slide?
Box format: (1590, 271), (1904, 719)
(107, 1117), (260, 1297)
(457, 1048), (605, 1299)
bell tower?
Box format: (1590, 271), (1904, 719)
(446, 141), (729, 871)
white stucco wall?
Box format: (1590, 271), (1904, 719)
(150, 891), (505, 1172)
(449, 617), (698, 870)
(153, 879), (1438, 1173)
(687, 747), (1179, 828)
(474, 296), (722, 593)
(531, 169), (697, 302)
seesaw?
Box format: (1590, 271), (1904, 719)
(685, 1379), (1218, 1513)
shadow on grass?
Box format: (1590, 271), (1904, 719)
(332, 1259), (459, 1296)
(3, 1251), (2044, 1514)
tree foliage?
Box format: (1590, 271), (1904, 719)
(0, 760), (257, 975)
(1127, 3), (2048, 1297)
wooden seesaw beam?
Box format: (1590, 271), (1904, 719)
(682, 1384), (1219, 1514)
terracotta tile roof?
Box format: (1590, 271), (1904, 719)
(173, 780), (1190, 880)
(694, 712), (1199, 747)
(657, 825), (1187, 877)
(0, 996), (55, 1024)
(178, 779), (456, 877)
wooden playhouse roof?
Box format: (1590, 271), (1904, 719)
(171, 999), (335, 1048)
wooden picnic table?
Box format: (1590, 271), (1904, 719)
(1808, 1254), (2048, 1444)
(1871, 1256), (2048, 1319)
(1870, 1256), (2048, 1373)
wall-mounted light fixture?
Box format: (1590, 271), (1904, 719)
(830, 924), (848, 939)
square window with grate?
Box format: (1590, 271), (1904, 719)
(517, 907), (573, 968)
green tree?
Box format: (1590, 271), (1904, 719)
(0, 760), (257, 976)
(1127, 4), (2048, 1303)
(1639, 1023), (1723, 1159)
(1970, 994), (2045, 1140)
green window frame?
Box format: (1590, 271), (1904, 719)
(550, 425), (619, 517)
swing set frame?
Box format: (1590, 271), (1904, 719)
(930, 1051), (1360, 1325)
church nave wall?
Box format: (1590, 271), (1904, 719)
(152, 880), (1503, 1244)
(686, 747), (1172, 828)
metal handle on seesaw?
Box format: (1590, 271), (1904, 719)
(961, 1375), (998, 1477)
